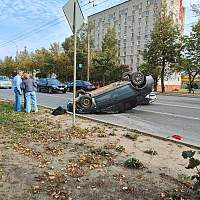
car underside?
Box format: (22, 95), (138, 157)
(67, 72), (154, 114)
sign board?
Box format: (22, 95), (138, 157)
(63, 0), (84, 33)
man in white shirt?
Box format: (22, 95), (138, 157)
(12, 70), (23, 112)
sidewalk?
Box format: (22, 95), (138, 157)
(156, 91), (200, 98)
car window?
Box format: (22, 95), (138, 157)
(0, 76), (9, 81)
(83, 81), (92, 86)
(38, 78), (45, 84)
(48, 79), (60, 85)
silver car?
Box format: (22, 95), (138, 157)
(0, 76), (12, 89)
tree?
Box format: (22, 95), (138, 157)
(62, 35), (88, 81)
(92, 27), (119, 85)
(143, 4), (180, 92)
(32, 48), (53, 77)
(191, 1), (200, 17)
(0, 56), (16, 76)
(176, 21), (200, 93)
(16, 47), (34, 73)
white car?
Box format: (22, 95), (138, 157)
(0, 76), (12, 89)
(142, 92), (157, 105)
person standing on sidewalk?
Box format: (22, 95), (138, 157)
(12, 70), (23, 112)
(22, 73), (38, 113)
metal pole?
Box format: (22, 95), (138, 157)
(87, 29), (90, 81)
(73, 1), (77, 126)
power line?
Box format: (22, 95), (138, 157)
(0, 15), (65, 48)
(0, 19), (66, 49)
(0, 0), (119, 50)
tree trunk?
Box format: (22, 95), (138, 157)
(188, 73), (192, 93)
(154, 77), (158, 92)
(161, 58), (165, 93)
(102, 75), (106, 86)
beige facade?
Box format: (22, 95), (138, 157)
(88, 0), (184, 71)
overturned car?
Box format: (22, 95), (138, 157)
(67, 72), (154, 114)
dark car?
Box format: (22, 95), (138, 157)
(67, 72), (154, 114)
(67, 80), (96, 92)
(37, 78), (67, 93)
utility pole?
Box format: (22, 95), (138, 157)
(63, 0), (84, 126)
(87, 29), (90, 81)
(73, 1), (77, 126)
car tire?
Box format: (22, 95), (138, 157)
(130, 72), (146, 89)
(77, 95), (92, 110)
(131, 72), (145, 85)
(63, 89), (67, 93)
(37, 87), (41, 92)
(48, 87), (53, 94)
(143, 98), (150, 105)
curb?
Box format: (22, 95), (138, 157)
(71, 112), (200, 150)
(158, 93), (200, 98)
(1, 98), (199, 150)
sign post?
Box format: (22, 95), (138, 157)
(63, 0), (84, 126)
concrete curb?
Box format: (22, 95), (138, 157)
(1, 98), (199, 150)
(158, 93), (200, 98)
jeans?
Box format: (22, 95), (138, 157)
(25, 91), (38, 113)
(14, 88), (21, 112)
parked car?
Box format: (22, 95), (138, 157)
(67, 72), (154, 114)
(66, 80), (96, 92)
(142, 92), (157, 105)
(0, 76), (12, 89)
(37, 78), (67, 93)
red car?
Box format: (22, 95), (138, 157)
(66, 80), (96, 92)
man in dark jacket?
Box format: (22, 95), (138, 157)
(22, 73), (38, 113)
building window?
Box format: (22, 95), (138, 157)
(131, 57), (134, 64)
(145, 11), (149, 16)
(131, 41), (134, 46)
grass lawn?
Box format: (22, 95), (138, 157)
(0, 100), (199, 200)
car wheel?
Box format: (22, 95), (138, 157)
(131, 72), (145, 85)
(77, 95), (92, 110)
(48, 87), (53, 94)
(143, 98), (150, 105)
(63, 89), (67, 93)
(130, 72), (146, 89)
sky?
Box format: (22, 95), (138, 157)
(0, 0), (199, 59)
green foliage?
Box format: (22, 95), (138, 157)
(142, 3), (180, 92)
(0, 56), (16, 76)
(125, 132), (139, 141)
(182, 150), (200, 191)
(92, 27), (127, 85)
(176, 21), (200, 93)
(124, 158), (144, 169)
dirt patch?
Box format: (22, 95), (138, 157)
(0, 101), (199, 200)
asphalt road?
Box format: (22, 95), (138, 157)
(0, 89), (199, 146)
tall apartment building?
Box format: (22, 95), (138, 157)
(88, 0), (184, 71)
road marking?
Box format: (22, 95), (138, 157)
(137, 109), (200, 121)
(155, 102), (200, 110)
